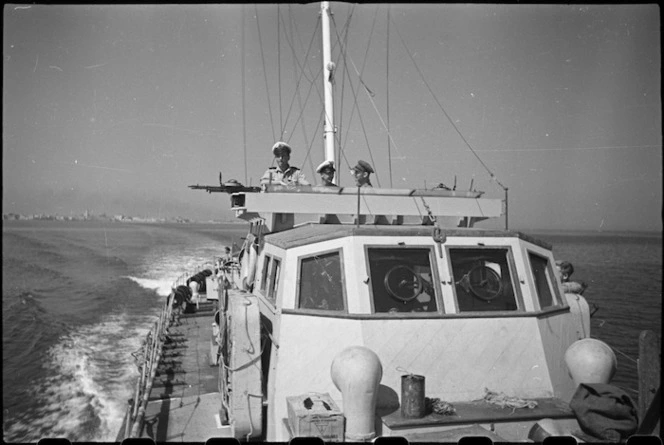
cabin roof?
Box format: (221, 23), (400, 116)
(264, 223), (552, 250)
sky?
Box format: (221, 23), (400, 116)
(3, 3), (662, 232)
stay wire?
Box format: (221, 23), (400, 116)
(390, 15), (507, 191)
(333, 3), (356, 185)
(280, 9), (321, 142)
(277, 5), (283, 138)
(254, 5), (276, 142)
(330, 12), (382, 187)
(339, 6), (377, 154)
(386, 5), (393, 187)
(241, 5), (248, 184)
(282, 14), (325, 144)
(299, 108), (327, 172)
(285, 6), (317, 178)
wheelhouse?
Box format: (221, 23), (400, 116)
(225, 188), (589, 441)
(254, 224), (569, 319)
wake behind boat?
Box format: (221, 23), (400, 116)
(116, 3), (659, 443)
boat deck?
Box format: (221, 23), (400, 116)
(140, 298), (233, 442)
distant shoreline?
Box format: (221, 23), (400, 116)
(525, 228), (662, 239)
(3, 219), (660, 238)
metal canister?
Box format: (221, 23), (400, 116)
(400, 374), (426, 418)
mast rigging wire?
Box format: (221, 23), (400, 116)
(254, 5), (276, 142)
(386, 5), (393, 187)
(330, 12), (383, 187)
(280, 10), (322, 143)
(241, 5), (248, 184)
(277, 5), (283, 138)
(286, 6), (317, 178)
(339, 5), (378, 155)
(334, 4), (356, 185)
(389, 15), (507, 191)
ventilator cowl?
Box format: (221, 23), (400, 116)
(330, 346), (383, 441)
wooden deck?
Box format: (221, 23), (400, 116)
(141, 298), (234, 442)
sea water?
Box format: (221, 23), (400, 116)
(2, 220), (247, 442)
(2, 221), (661, 442)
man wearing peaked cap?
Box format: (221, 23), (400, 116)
(260, 141), (309, 186)
(316, 160), (337, 187)
(271, 141), (291, 156)
(350, 160), (374, 187)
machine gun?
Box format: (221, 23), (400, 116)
(189, 173), (261, 194)
(188, 182), (261, 194)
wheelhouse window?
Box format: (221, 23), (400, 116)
(260, 256), (272, 293)
(448, 247), (518, 312)
(528, 252), (558, 309)
(367, 247), (438, 314)
(270, 259), (281, 301)
(297, 250), (345, 311)
(262, 255), (280, 303)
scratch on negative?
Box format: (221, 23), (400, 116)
(84, 63), (108, 69)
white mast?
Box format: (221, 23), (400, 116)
(321, 2), (336, 181)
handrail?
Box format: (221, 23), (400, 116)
(119, 260), (228, 440)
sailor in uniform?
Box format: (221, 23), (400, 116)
(316, 160), (338, 187)
(260, 141), (310, 186)
(350, 160), (374, 187)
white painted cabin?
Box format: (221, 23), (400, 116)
(225, 187), (590, 441)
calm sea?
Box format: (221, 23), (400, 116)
(2, 221), (661, 442)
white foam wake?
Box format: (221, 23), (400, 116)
(4, 313), (155, 442)
(125, 275), (173, 297)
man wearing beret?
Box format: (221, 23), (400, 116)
(260, 141), (309, 186)
(350, 160), (374, 187)
(316, 160), (338, 187)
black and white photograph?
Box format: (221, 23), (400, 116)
(3, 3), (661, 443)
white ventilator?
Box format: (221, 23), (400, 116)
(564, 338), (617, 386)
(330, 346), (383, 441)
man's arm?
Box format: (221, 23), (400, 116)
(295, 170), (310, 185)
(260, 168), (276, 185)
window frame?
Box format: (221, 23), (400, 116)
(269, 258), (281, 302)
(444, 244), (524, 314)
(526, 250), (563, 310)
(258, 253), (282, 308)
(260, 255), (272, 293)
(363, 244), (444, 316)
(294, 247), (348, 314)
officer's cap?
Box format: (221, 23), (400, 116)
(272, 141), (292, 156)
(316, 160), (336, 173)
(350, 160), (374, 174)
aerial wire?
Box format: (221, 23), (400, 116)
(255, 5), (277, 142)
(277, 5), (283, 138)
(330, 10), (383, 187)
(285, 6), (316, 179)
(390, 15), (506, 191)
(241, 5), (248, 184)
(386, 5), (393, 187)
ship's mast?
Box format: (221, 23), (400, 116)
(321, 2), (336, 182)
